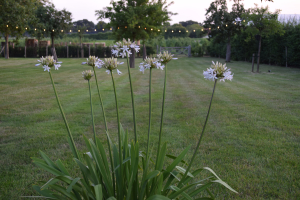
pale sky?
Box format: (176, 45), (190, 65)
(51, 0), (300, 24)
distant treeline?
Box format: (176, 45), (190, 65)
(208, 23), (300, 67)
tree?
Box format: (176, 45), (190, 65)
(243, 4), (283, 72)
(96, 21), (108, 32)
(164, 24), (188, 39)
(73, 19), (95, 31)
(0, 0), (38, 59)
(34, 2), (72, 60)
(96, 0), (175, 67)
(179, 20), (199, 27)
(205, 0), (246, 62)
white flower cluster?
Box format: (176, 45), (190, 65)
(35, 56), (62, 72)
(139, 57), (164, 74)
(203, 61), (233, 82)
(81, 56), (104, 68)
(157, 51), (178, 64)
(82, 70), (93, 80)
(111, 38), (140, 58)
(99, 57), (123, 75)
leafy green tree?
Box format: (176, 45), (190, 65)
(0, 0), (38, 59)
(96, 21), (108, 32)
(164, 24), (188, 39)
(34, 2), (72, 60)
(96, 0), (175, 67)
(179, 20), (199, 27)
(243, 4), (284, 72)
(205, 0), (246, 62)
(73, 19), (95, 31)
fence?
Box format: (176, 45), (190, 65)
(160, 46), (191, 57)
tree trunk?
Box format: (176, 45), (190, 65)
(257, 34), (262, 73)
(130, 50), (135, 68)
(51, 36), (57, 61)
(5, 34), (9, 59)
(225, 37), (231, 62)
(143, 43), (146, 60)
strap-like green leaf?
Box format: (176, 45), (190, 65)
(66, 177), (81, 193)
(155, 142), (167, 171)
(55, 159), (70, 176)
(39, 151), (60, 171)
(33, 161), (63, 176)
(175, 166), (194, 178)
(94, 184), (103, 200)
(146, 195), (171, 200)
(32, 185), (56, 199)
(163, 145), (191, 180)
(212, 179), (238, 193)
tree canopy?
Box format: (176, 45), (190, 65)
(95, 0), (176, 42)
(0, 0), (39, 58)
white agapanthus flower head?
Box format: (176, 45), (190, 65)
(82, 70), (93, 80)
(102, 57), (123, 75)
(139, 57), (164, 73)
(203, 61), (233, 82)
(81, 56), (103, 68)
(157, 51), (178, 64)
(111, 38), (140, 58)
(35, 56), (62, 72)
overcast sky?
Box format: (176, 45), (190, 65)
(50, 0), (300, 24)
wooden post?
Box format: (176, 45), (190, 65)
(252, 53), (255, 72)
(46, 44), (48, 56)
(25, 46), (26, 58)
(77, 46), (79, 58)
(188, 45), (191, 57)
(89, 44), (90, 57)
(286, 46), (288, 67)
(67, 45), (69, 58)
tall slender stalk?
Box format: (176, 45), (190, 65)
(178, 79), (218, 188)
(126, 54), (137, 143)
(88, 80), (96, 142)
(93, 67), (115, 195)
(49, 71), (79, 159)
(111, 71), (123, 199)
(93, 67), (108, 131)
(155, 63), (167, 169)
(146, 68), (152, 162)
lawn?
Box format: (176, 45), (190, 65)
(0, 57), (299, 199)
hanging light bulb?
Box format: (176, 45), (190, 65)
(218, 26), (219, 29)
(193, 30), (195, 32)
(226, 24), (228, 27)
(61, 30), (63, 32)
(44, 29), (46, 31)
(6, 25), (8, 27)
(158, 29), (160, 32)
(16, 26), (18, 29)
(25, 27), (27, 30)
(118, 27), (119, 29)
(35, 28), (37, 31)
(151, 28), (153, 31)
(165, 30), (167, 32)
(201, 29), (203, 31)
(138, 26), (140, 28)
(52, 29), (54, 32)
(179, 30), (181, 32)
(78, 30), (80, 32)
(95, 29), (97, 31)
(70, 30), (72, 32)
(86, 30), (88, 32)
(102, 28), (104, 31)
(186, 30), (188, 32)
(125, 26), (127, 28)
(110, 28), (112, 30)
(145, 27), (146, 30)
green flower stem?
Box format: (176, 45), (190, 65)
(146, 68), (153, 162)
(88, 80), (96, 142)
(110, 71), (123, 199)
(49, 71), (79, 160)
(126, 54), (137, 143)
(178, 79), (218, 188)
(155, 63), (167, 169)
(93, 67), (108, 131)
(93, 67), (115, 195)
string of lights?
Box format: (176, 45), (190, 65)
(5, 22), (245, 33)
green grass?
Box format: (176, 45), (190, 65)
(0, 57), (299, 199)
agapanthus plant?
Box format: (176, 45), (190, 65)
(111, 38), (140, 142)
(30, 51), (238, 199)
